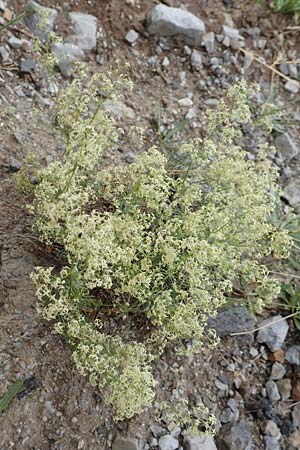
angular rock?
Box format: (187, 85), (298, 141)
(286, 345), (300, 365)
(222, 25), (241, 39)
(52, 42), (85, 77)
(266, 380), (281, 402)
(184, 435), (218, 450)
(256, 315), (288, 352)
(147, 4), (205, 46)
(8, 36), (23, 49)
(158, 435), (179, 450)
(293, 404), (300, 429)
(24, 1), (57, 41)
(285, 80), (299, 94)
(264, 436), (280, 450)
(284, 179), (300, 208)
(270, 362), (286, 381)
(20, 58), (36, 73)
(274, 133), (300, 163)
(203, 31), (215, 54)
(276, 378), (291, 400)
(207, 306), (255, 337)
(0, 46), (10, 61)
(190, 50), (202, 71)
(217, 420), (252, 450)
(112, 436), (142, 450)
(68, 12), (97, 51)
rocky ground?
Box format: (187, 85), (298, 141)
(0, 1), (300, 449)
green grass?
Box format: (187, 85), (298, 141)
(272, 0), (300, 13)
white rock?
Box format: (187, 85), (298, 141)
(68, 12), (97, 51)
(147, 4), (205, 46)
(274, 133), (300, 162)
(283, 181), (300, 208)
(126, 29), (139, 44)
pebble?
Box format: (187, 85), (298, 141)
(126, 29), (139, 44)
(283, 181), (300, 208)
(190, 50), (202, 71)
(276, 378), (291, 400)
(147, 4), (205, 46)
(220, 407), (236, 424)
(0, 46), (10, 61)
(289, 429), (300, 448)
(274, 133), (300, 162)
(256, 315), (288, 352)
(286, 346), (300, 365)
(265, 420), (281, 439)
(8, 36), (23, 49)
(24, 0), (57, 41)
(178, 97), (193, 107)
(222, 25), (241, 39)
(285, 80), (299, 94)
(20, 58), (36, 73)
(270, 362), (286, 381)
(184, 435), (218, 450)
(266, 380), (281, 402)
(203, 32), (215, 54)
(68, 12), (98, 51)
(124, 152), (137, 164)
(293, 404), (300, 428)
(264, 436), (280, 450)
(158, 435), (179, 450)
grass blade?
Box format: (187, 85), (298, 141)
(0, 379), (24, 414)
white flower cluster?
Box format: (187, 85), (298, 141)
(31, 78), (291, 421)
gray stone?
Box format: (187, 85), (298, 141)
(289, 64), (298, 79)
(68, 12), (97, 51)
(285, 80), (299, 94)
(293, 404), (300, 429)
(8, 36), (23, 49)
(158, 435), (179, 450)
(286, 345), (300, 365)
(20, 58), (36, 73)
(265, 420), (281, 439)
(217, 420), (252, 450)
(0, 46), (9, 61)
(24, 1), (57, 41)
(150, 424), (165, 438)
(125, 152), (137, 164)
(274, 133), (300, 162)
(203, 32), (215, 54)
(112, 436), (142, 450)
(10, 158), (22, 171)
(184, 435), (218, 450)
(283, 181), (300, 208)
(264, 436), (280, 450)
(52, 42), (85, 77)
(276, 378), (291, 400)
(126, 29), (139, 44)
(190, 50), (202, 71)
(266, 380), (281, 402)
(220, 407), (236, 424)
(147, 4), (205, 46)
(207, 306), (255, 337)
(279, 62), (289, 76)
(270, 362), (286, 381)
(256, 315), (288, 352)
(222, 25), (241, 39)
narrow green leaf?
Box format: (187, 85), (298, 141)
(0, 379), (24, 414)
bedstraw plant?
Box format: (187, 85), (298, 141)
(30, 72), (291, 423)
